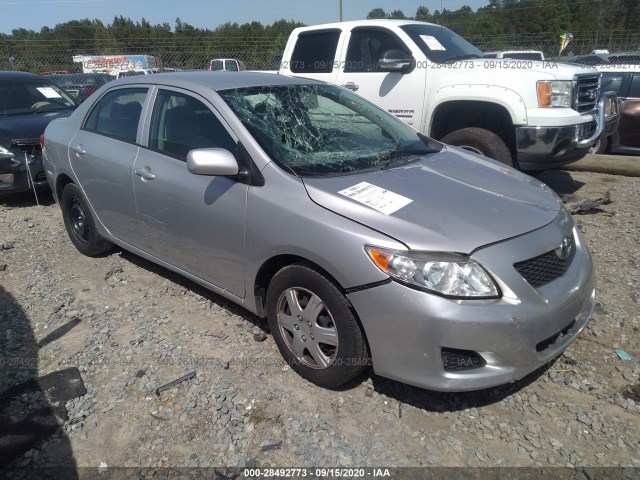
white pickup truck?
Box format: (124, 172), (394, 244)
(279, 20), (619, 170)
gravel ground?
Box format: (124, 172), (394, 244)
(1, 169), (639, 475)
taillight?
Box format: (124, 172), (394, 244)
(86, 87), (96, 96)
(39, 134), (45, 150)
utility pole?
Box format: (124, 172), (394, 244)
(339, 0), (343, 21)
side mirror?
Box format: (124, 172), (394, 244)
(187, 148), (239, 176)
(378, 49), (414, 72)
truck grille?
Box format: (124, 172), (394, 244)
(514, 242), (575, 288)
(573, 75), (600, 114)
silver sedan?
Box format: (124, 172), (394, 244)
(43, 71), (595, 391)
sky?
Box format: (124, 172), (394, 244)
(0, 0), (490, 34)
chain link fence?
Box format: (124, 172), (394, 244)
(2, 32), (639, 74)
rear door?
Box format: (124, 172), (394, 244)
(130, 87), (248, 297)
(69, 87), (147, 240)
(334, 26), (427, 128)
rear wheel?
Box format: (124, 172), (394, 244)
(441, 127), (514, 167)
(266, 263), (369, 388)
(61, 184), (113, 256)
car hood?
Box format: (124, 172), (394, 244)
(302, 147), (561, 253)
(0, 110), (73, 145)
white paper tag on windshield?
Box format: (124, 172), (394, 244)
(36, 87), (62, 99)
(338, 182), (412, 215)
(420, 35), (446, 51)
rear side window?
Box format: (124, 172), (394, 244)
(84, 88), (146, 142)
(290, 30), (340, 73)
(148, 90), (236, 160)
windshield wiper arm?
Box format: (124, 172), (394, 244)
(380, 146), (440, 169)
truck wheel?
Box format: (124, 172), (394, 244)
(266, 263), (369, 388)
(588, 136), (609, 155)
(441, 128), (513, 167)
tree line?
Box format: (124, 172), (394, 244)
(1, 0), (639, 72)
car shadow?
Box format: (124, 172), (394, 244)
(362, 361), (554, 413)
(0, 189), (56, 207)
(0, 286), (79, 477)
(530, 169), (585, 196)
(116, 249), (269, 332)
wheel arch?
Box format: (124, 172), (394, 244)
(55, 173), (75, 204)
(253, 254), (346, 318)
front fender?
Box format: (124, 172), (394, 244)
(426, 85), (528, 134)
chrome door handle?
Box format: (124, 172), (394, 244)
(134, 167), (156, 180)
(341, 82), (359, 91)
(72, 144), (85, 155)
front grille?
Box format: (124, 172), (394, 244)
(441, 348), (486, 372)
(12, 139), (42, 159)
(514, 241), (575, 288)
(574, 75), (600, 114)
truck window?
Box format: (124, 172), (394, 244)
(290, 30), (341, 73)
(345, 29), (411, 73)
(629, 75), (640, 98)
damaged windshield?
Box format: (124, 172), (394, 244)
(218, 83), (440, 176)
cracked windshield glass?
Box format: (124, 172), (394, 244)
(218, 84), (440, 176)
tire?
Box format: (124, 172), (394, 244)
(266, 263), (369, 388)
(61, 183), (113, 256)
(588, 136), (609, 155)
(441, 127), (514, 167)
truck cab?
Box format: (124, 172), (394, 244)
(280, 20), (618, 170)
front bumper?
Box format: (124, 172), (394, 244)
(347, 211), (595, 392)
(516, 91), (619, 170)
(0, 155), (49, 196)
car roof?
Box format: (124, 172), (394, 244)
(0, 71), (50, 84)
(110, 70), (322, 91)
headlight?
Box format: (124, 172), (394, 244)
(365, 246), (499, 299)
(0, 145), (15, 161)
(537, 80), (572, 108)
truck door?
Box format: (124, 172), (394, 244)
(334, 27), (427, 129)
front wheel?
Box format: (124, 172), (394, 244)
(61, 184), (113, 256)
(588, 136), (609, 155)
(266, 263), (369, 388)
(441, 127), (514, 167)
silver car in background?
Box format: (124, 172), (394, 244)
(43, 71), (595, 391)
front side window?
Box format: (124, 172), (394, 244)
(83, 88), (146, 142)
(219, 84), (440, 176)
(290, 30), (341, 73)
(600, 73), (629, 97)
(149, 90), (236, 160)
(345, 29), (411, 72)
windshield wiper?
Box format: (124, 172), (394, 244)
(380, 145), (440, 170)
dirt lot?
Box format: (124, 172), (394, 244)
(1, 169), (639, 475)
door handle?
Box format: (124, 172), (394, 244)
(72, 144), (85, 155)
(134, 167), (156, 181)
(341, 82), (359, 91)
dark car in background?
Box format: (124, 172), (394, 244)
(0, 71), (76, 196)
(589, 65), (640, 154)
(47, 73), (114, 104)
